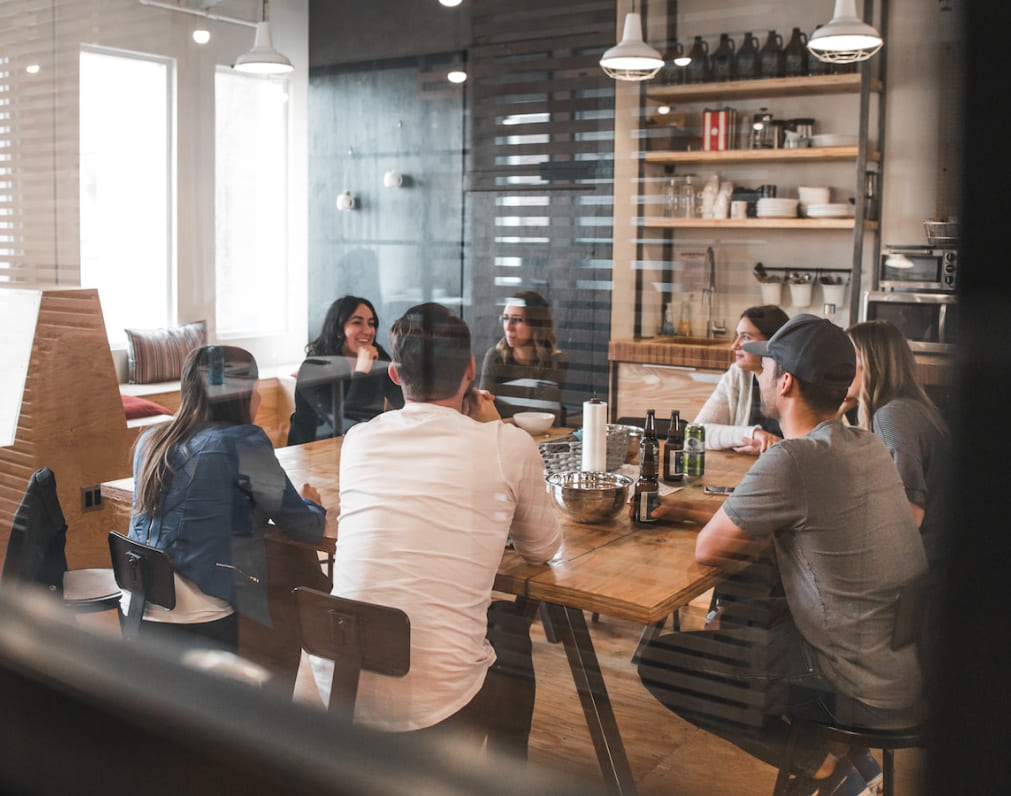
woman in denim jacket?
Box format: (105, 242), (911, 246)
(128, 345), (325, 652)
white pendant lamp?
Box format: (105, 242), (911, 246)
(600, 10), (664, 81)
(808, 0), (884, 64)
(234, 0), (293, 74)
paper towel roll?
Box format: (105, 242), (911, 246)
(582, 399), (607, 472)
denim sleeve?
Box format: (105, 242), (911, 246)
(235, 428), (326, 543)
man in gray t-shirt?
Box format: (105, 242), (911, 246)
(638, 315), (928, 792)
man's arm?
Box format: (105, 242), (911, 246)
(694, 505), (767, 566)
(506, 433), (562, 564)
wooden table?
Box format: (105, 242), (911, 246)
(102, 433), (754, 795)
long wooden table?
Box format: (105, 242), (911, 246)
(101, 432), (754, 794)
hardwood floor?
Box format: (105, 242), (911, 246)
(522, 595), (927, 796)
(88, 592), (926, 795)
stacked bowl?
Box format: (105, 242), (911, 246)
(756, 197), (799, 218)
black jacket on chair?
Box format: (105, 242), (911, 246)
(2, 467), (69, 594)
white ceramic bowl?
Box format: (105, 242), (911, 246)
(798, 186), (831, 205)
(513, 411), (555, 435)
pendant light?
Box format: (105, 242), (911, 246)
(600, 3), (663, 82)
(808, 0), (883, 64)
(234, 0), (293, 75)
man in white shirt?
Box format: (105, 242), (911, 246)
(310, 302), (561, 758)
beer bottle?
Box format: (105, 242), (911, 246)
(633, 409), (661, 527)
(662, 409), (684, 483)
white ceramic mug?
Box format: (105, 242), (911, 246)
(731, 200), (748, 219)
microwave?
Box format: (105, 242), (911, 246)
(879, 245), (958, 292)
(861, 291), (960, 354)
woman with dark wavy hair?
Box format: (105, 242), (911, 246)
(287, 295), (404, 444)
(479, 290), (568, 421)
(129, 345), (325, 652)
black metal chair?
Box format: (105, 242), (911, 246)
(292, 586), (410, 721)
(286, 356), (348, 445)
(2, 467), (120, 613)
(108, 530), (176, 640)
(772, 574), (932, 796)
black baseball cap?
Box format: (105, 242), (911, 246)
(742, 313), (855, 389)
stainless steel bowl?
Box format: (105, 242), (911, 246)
(546, 471), (632, 524)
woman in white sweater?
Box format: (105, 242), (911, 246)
(693, 305), (789, 453)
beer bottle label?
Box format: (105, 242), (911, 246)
(636, 491), (660, 523)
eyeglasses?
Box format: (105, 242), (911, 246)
(501, 315), (526, 325)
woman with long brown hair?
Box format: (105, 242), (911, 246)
(845, 319), (950, 565)
(128, 345), (325, 651)
(479, 290), (567, 420)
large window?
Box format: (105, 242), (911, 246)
(215, 67), (289, 338)
(79, 46), (174, 342)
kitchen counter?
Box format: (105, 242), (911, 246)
(608, 336), (734, 370)
(609, 337), (955, 388)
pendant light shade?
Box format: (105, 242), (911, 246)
(234, 1), (293, 74)
(808, 0), (883, 64)
(600, 12), (664, 81)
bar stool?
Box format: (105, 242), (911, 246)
(2, 467), (121, 613)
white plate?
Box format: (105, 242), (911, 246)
(804, 203), (853, 218)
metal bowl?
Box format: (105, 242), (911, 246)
(546, 471), (632, 524)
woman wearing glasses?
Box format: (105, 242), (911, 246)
(479, 290), (568, 421)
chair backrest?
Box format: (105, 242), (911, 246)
(1, 467), (68, 593)
(290, 356), (349, 443)
(293, 586), (410, 720)
(108, 531), (176, 639)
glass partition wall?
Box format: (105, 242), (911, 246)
(1, 0), (985, 793)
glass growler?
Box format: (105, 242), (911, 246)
(783, 27), (809, 77)
(662, 409), (684, 483)
(684, 36), (710, 84)
(758, 30), (784, 79)
(710, 33), (736, 81)
(735, 32), (760, 80)
(633, 409), (661, 527)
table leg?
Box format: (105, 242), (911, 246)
(541, 602), (638, 796)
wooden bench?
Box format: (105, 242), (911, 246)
(0, 287), (298, 572)
(119, 366), (297, 450)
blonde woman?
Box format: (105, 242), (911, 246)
(846, 320), (950, 565)
(480, 291), (567, 420)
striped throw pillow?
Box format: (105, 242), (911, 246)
(125, 321), (207, 384)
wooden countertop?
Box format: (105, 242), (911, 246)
(610, 337), (955, 387)
(608, 337), (734, 370)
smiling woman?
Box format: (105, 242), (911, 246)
(287, 295), (405, 444)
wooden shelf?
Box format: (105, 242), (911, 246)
(644, 146), (880, 165)
(641, 216), (878, 231)
(646, 73), (882, 104)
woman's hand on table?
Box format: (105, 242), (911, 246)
(733, 429), (780, 455)
(300, 482), (322, 506)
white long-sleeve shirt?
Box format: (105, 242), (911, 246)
(692, 365), (763, 450)
(310, 403), (561, 730)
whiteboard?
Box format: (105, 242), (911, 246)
(0, 289), (41, 447)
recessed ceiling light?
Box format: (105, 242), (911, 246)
(657, 105), (671, 115)
(439, 0), (463, 6)
(447, 70), (468, 84)
(25, 64), (41, 74)
(193, 29), (211, 44)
